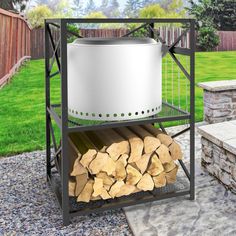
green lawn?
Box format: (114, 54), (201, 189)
(0, 51), (236, 156)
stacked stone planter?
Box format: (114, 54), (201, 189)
(198, 121), (236, 192)
(198, 80), (236, 124)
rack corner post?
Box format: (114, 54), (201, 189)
(45, 21), (51, 180)
(60, 19), (70, 225)
(189, 19), (195, 200)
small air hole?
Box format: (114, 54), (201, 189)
(113, 113), (117, 117)
(92, 113), (95, 117)
(147, 110), (150, 113)
(135, 112), (138, 115)
(128, 113), (132, 116)
(106, 114), (110, 117)
(72, 110), (74, 113)
(121, 113), (124, 117)
(75, 111), (78, 114)
(86, 113), (89, 116)
(99, 114), (102, 117)
(141, 111), (144, 114)
(156, 107), (158, 110)
(152, 108), (154, 112)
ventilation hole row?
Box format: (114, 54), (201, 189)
(69, 107), (160, 118)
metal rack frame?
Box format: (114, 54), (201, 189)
(45, 18), (195, 226)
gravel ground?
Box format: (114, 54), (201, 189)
(0, 151), (132, 235)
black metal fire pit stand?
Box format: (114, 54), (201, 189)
(45, 18), (195, 226)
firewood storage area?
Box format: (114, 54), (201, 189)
(45, 18), (195, 225)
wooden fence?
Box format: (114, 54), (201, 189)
(30, 28), (236, 59)
(0, 8), (31, 87)
(216, 31), (236, 51)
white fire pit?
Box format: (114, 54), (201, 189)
(67, 37), (162, 121)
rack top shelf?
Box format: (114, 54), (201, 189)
(49, 102), (190, 132)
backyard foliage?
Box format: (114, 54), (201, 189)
(0, 51), (236, 156)
(0, 0), (28, 12)
(27, 5), (53, 28)
(187, 0), (235, 50)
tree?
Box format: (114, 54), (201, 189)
(85, 0), (96, 14)
(124, 0), (143, 17)
(73, 0), (84, 17)
(188, 0), (236, 31)
(187, 0), (226, 50)
(0, 0), (28, 12)
(27, 5), (53, 28)
(139, 4), (166, 18)
(110, 0), (120, 17)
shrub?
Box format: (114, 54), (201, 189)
(197, 26), (220, 51)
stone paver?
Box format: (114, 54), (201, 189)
(198, 80), (236, 92)
(198, 121), (236, 147)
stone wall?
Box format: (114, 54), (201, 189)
(198, 80), (236, 124)
(203, 90), (236, 123)
(201, 137), (236, 192)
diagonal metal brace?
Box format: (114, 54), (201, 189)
(49, 38), (61, 74)
(47, 25), (61, 72)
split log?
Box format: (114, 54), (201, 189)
(113, 160), (127, 181)
(126, 164), (142, 185)
(71, 158), (88, 176)
(102, 157), (116, 176)
(115, 127), (143, 163)
(116, 184), (136, 197)
(75, 173), (88, 196)
(163, 160), (176, 173)
(152, 172), (166, 188)
(80, 149), (97, 169)
(169, 141), (183, 160)
(96, 172), (115, 187)
(166, 165), (179, 184)
(86, 129), (130, 161)
(89, 152), (109, 174)
(92, 177), (103, 197)
(109, 180), (125, 198)
(100, 187), (111, 200)
(155, 144), (172, 164)
(129, 125), (161, 153)
(77, 179), (94, 202)
(137, 173), (154, 191)
(142, 124), (173, 147)
(69, 179), (76, 197)
(147, 154), (164, 176)
(117, 154), (129, 166)
(135, 153), (152, 174)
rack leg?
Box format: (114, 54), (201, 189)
(189, 19), (195, 200)
(60, 19), (70, 226)
(45, 22), (51, 180)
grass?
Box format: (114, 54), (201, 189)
(0, 51), (236, 156)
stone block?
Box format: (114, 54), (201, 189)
(219, 159), (231, 173)
(202, 145), (212, 157)
(219, 171), (231, 186)
(226, 151), (236, 163)
(201, 137), (209, 146)
(231, 166), (236, 182)
(201, 152), (212, 163)
(213, 153), (220, 165)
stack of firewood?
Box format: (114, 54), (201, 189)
(66, 124), (182, 202)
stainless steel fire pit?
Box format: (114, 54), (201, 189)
(67, 37), (162, 121)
